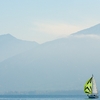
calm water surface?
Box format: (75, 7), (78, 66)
(0, 95), (99, 100)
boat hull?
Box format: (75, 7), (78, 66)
(88, 95), (99, 99)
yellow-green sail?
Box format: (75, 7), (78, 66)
(84, 77), (93, 94)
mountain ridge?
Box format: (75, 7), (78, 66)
(72, 23), (100, 35)
(0, 24), (100, 92)
(0, 34), (39, 62)
(0, 35), (100, 92)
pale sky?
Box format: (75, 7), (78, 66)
(0, 0), (100, 43)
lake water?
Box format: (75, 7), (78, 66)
(0, 91), (98, 100)
(0, 95), (99, 100)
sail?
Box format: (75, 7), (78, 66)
(92, 77), (98, 94)
(84, 77), (92, 94)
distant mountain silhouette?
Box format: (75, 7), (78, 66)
(0, 34), (16, 40)
(0, 34), (39, 62)
(0, 36), (100, 92)
(72, 23), (100, 35)
(0, 24), (100, 93)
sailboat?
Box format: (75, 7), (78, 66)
(84, 75), (99, 98)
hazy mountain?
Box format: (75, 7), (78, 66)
(0, 24), (100, 93)
(0, 36), (100, 92)
(72, 23), (100, 35)
(0, 34), (39, 62)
